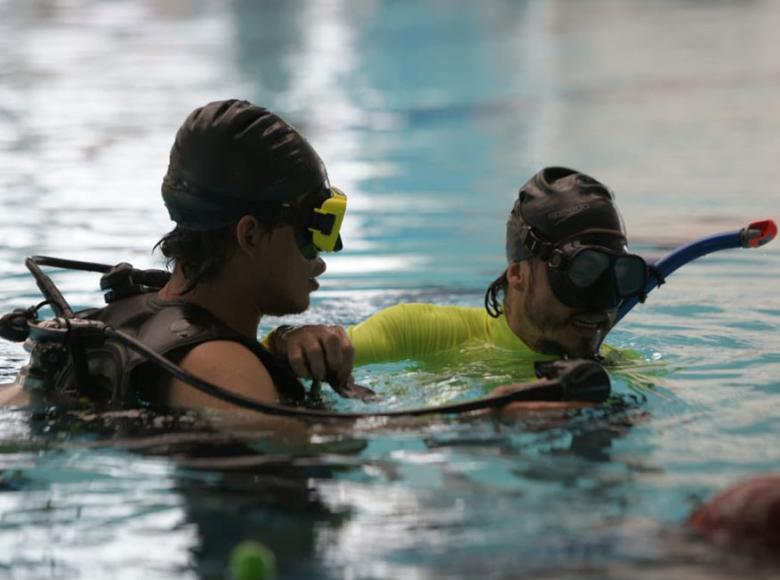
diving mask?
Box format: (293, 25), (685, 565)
(287, 186), (347, 259)
(308, 186), (347, 252)
(521, 226), (648, 310)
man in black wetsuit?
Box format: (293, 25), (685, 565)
(1, 99), (353, 411)
(149, 99), (351, 411)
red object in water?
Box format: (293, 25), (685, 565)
(688, 474), (780, 553)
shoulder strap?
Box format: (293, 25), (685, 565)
(89, 293), (306, 406)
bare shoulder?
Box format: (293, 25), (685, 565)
(0, 383), (30, 407)
(162, 340), (277, 411)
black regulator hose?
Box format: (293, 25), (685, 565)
(10, 255), (612, 419)
(105, 325), (611, 419)
(25, 258), (75, 318)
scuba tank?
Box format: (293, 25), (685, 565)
(0, 257), (170, 405)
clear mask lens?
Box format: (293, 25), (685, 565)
(614, 256), (646, 296)
(568, 250), (610, 288)
(554, 247), (648, 309)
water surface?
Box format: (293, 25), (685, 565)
(1, 1), (779, 578)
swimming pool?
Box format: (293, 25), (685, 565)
(1, 0), (779, 578)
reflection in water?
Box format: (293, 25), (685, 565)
(176, 453), (357, 579)
(0, 408), (369, 579)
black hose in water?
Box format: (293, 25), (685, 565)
(106, 326), (609, 420)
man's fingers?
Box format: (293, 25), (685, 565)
(282, 325), (355, 382)
(302, 338), (327, 380)
(321, 331), (344, 377)
(338, 331), (355, 384)
(288, 343), (313, 378)
(321, 327), (355, 384)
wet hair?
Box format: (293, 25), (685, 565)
(484, 270), (508, 318)
(154, 224), (239, 293)
(154, 217), (283, 293)
(484, 262), (541, 319)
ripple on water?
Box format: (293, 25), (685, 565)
(1, 0), (780, 578)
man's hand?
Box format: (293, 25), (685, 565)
(269, 325), (355, 385)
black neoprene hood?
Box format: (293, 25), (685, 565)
(161, 99), (330, 230)
(506, 167), (626, 262)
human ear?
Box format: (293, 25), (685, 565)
(235, 215), (263, 255)
(506, 261), (527, 291)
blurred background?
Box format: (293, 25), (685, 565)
(1, 0), (778, 297)
(1, 1), (779, 579)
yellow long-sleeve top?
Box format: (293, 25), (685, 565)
(268, 302), (653, 390)
(345, 303), (645, 381)
(347, 303), (553, 367)
(262, 303), (656, 394)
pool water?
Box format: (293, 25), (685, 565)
(1, 1), (779, 578)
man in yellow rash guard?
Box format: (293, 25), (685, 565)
(267, 167), (649, 393)
(346, 303), (551, 368)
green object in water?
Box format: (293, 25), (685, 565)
(230, 541), (276, 580)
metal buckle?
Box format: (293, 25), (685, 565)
(524, 227), (552, 260)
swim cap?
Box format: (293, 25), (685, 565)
(161, 99), (330, 230)
(506, 167), (626, 262)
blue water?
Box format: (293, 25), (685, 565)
(1, 1), (780, 578)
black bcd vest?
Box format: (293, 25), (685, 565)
(55, 291), (306, 408)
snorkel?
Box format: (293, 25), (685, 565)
(489, 168), (777, 357)
(496, 168), (778, 321)
(615, 219), (777, 324)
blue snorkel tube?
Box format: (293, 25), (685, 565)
(616, 219), (777, 324)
